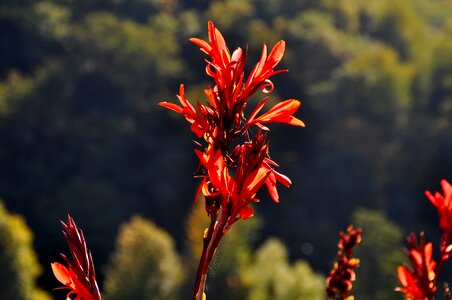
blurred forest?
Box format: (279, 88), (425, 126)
(1, 0), (452, 299)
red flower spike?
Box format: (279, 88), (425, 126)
(425, 179), (452, 261)
(160, 21), (304, 300)
(425, 179), (452, 231)
(396, 232), (437, 300)
(51, 215), (101, 300)
(326, 226), (362, 300)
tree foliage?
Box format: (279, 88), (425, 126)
(103, 215), (184, 300)
(0, 201), (50, 300)
(244, 238), (324, 300)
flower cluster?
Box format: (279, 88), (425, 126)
(160, 21), (303, 220)
(326, 225), (362, 300)
(397, 179), (452, 300)
(159, 21), (303, 299)
(51, 215), (101, 300)
(396, 233), (437, 299)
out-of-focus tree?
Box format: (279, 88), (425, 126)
(103, 215), (184, 300)
(244, 238), (324, 300)
(351, 208), (404, 300)
(0, 201), (50, 300)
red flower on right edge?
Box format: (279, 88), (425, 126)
(426, 179), (452, 260)
(397, 233), (437, 300)
(397, 179), (452, 300)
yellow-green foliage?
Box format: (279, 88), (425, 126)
(244, 238), (324, 300)
(103, 215), (184, 300)
(0, 201), (50, 300)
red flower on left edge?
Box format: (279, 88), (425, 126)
(51, 215), (101, 300)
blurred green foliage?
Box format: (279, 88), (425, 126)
(103, 215), (184, 300)
(0, 201), (50, 300)
(1, 0), (452, 297)
(351, 208), (405, 300)
(244, 238), (324, 300)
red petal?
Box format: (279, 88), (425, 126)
(266, 40), (285, 68)
(265, 173), (279, 203)
(189, 37), (212, 54)
(52, 262), (72, 285)
(272, 168), (292, 187)
(240, 167), (270, 200)
(239, 205), (254, 220)
(252, 99), (305, 127)
(158, 102), (183, 113)
(247, 97), (268, 125)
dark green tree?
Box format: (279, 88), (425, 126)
(351, 208), (405, 300)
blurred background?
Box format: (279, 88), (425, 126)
(1, 0), (452, 299)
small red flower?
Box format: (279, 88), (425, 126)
(425, 179), (452, 231)
(425, 179), (452, 260)
(51, 215), (101, 300)
(396, 233), (436, 300)
(326, 226), (362, 300)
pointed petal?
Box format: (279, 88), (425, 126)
(189, 37), (212, 54)
(241, 167), (271, 200)
(52, 262), (72, 285)
(265, 173), (279, 203)
(267, 40), (285, 68)
(247, 97), (268, 124)
(252, 99), (305, 127)
(158, 102), (183, 113)
(272, 169), (292, 187)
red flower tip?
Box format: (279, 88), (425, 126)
(51, 215), (101, 300)
(425, 179), (452, 231)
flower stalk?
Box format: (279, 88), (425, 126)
(51, 215), (101, 300)
(326, 225), (362, 300)
(159, 21), (304, 299)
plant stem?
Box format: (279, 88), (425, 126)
(193, 207), (229, 300)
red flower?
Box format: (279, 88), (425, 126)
(51, 216), (101, 300)
(425, 179), (452, 231)
(160, 21), (303, 221)
(396, 233), (436, 300)
(159, 21), (304, 144)
(195, 132), (281, 221)
(326, 226), (362, 300)
(159, 21), (304, 300)
(425, 179), (452, 260)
